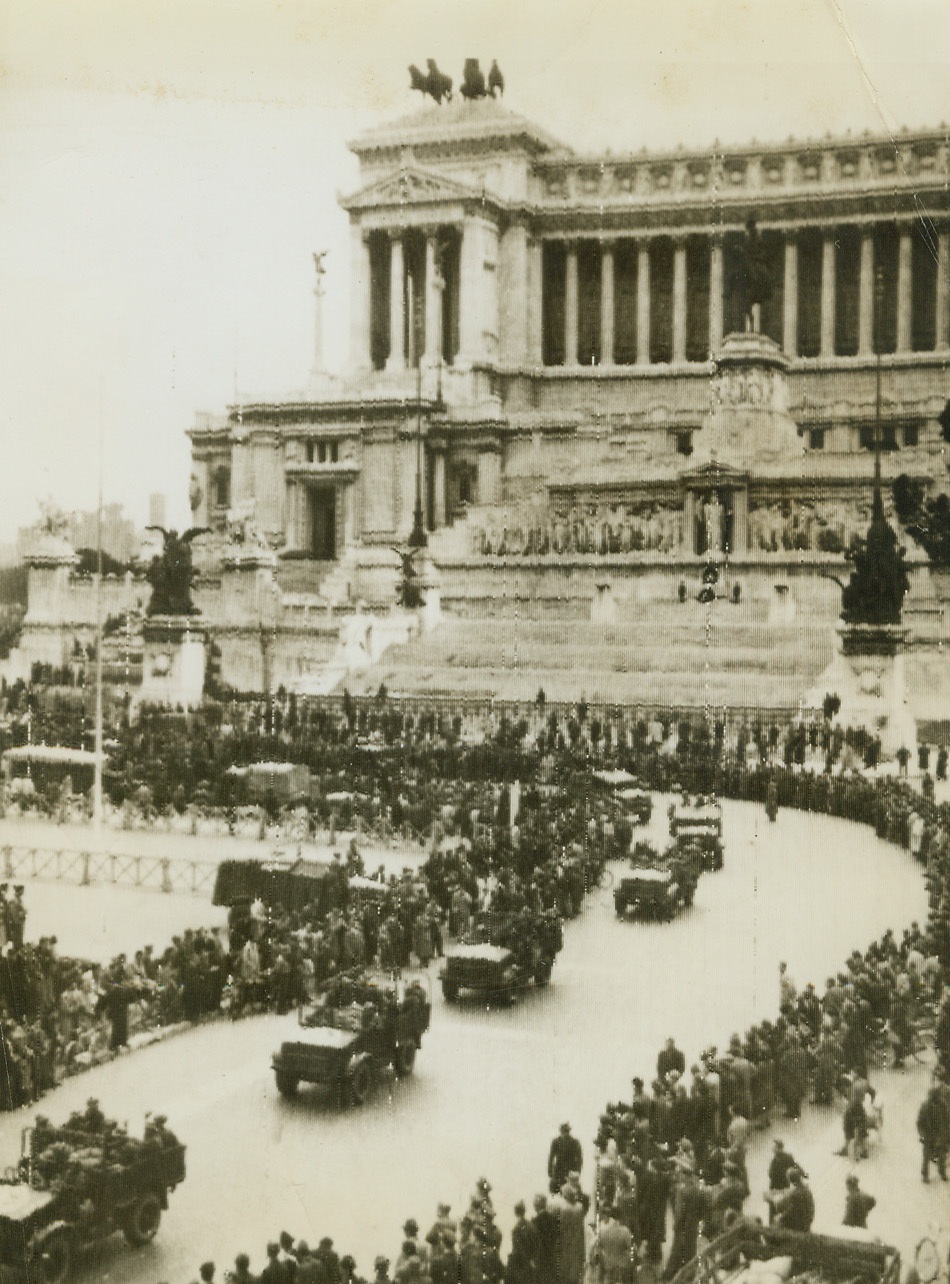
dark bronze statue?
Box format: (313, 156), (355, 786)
(840, 491), (910, 626)
(459, 59), (488, 99)
(739, 216), (772, 333)
(488, 60), (504, 97)
(144, 526), (209, 617)
(408, 60), (453, 104)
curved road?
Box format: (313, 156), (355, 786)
(0, 799), (929, 1280)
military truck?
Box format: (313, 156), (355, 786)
(272, 971), (431, 1106)
(0, 1115), (186, 1284)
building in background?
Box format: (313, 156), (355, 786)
(188, 97), (948, 572)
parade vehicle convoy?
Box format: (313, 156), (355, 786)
(669, 795), (725, 871)
(272, 970), (431, 1106)
(672, 1221), (900, 1284)
(440, 911), (562, 1004)
(0, 1113), (185, 1284)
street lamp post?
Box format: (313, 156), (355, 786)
(407, 263), (428, 549)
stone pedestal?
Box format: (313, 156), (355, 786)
(807, 624), (916, 756)
(221, 546), (280, 629)
(137, 616), (207, 710)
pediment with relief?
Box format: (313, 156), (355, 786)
(341, 165), (483, 212)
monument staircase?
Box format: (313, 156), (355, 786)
(351, 593), (839, 711)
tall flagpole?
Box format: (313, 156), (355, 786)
(92, 394), (104, 832)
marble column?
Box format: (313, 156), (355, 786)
(897, 226), (913, 352)
(820, 231), (836, 357)
(477, 447), (501, 506)
(564, 242), (579, 366)
(858, 229), (875, 356)
(424, 229), (443, 366)
(783, 234), (799, 358)
(459, 215), (479, 363)
(386, 232), (406, 372)
(731, 487), (749, 553)
(709, 237), (724, 355)
(526, 237), (544, 365)
(937, 229), (950, 351)
(682, 490), (697, 554)
(348, 225), (371, 374)
(672, 237), (688, 363)
(432, 449), (447, 527)
(600, 241), (615, 366)
(636, 241), (651, 366)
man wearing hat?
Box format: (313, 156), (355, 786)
(292, 1245), (317, 1284)
(313, 1237), (339, 1283)
(192, 1265), (216, 1284)
(400, 1219), (428, 1269)
(259, 1244), (289, 1284)
(372, 1257), (391, 1284)
(225, 1253), (256, 1284)
(548, 1123), (582, 1193)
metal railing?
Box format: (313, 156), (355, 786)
(0, 845), (218, 897)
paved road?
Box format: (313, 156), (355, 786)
(0, 798), (931, 1281)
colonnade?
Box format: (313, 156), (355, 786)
(544, 221), (949, 366)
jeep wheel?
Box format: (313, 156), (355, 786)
(441, 977), (459, 1003)
(35, 1229), (72, 1284)
(394, 1042), (416, 1077)
(124, 1191), (163, 1246)
(349, 1060), (373, 1105)
(275, 1070), (299, 1098)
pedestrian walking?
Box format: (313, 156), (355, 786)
(917, 1084), (950, 1182)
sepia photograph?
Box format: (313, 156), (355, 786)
(0, 0), (949, 1280)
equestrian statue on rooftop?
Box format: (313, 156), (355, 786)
(408, 59), (503, 104)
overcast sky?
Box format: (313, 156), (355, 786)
(1, 0), (947, 543)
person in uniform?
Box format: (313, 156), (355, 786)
(548, 1124), (582, 1193)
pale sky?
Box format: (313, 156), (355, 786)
(1, 0), (948, 542)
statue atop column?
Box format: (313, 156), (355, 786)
(840, 491), (910, 626)
(739, 216), (772, 334)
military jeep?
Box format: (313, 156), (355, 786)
(613, 867), (691, 921)
(440, 943), (553, 1005)
(669, 798), (724, 871)
(272, 972), (430, 1107)
(0, 1114), (185, 1284)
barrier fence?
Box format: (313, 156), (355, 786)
(0, 845), (219, 897)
